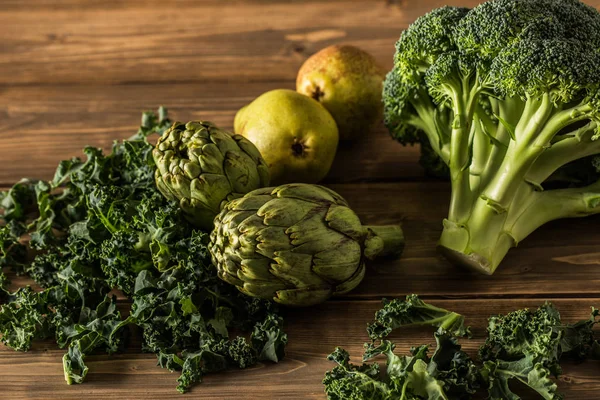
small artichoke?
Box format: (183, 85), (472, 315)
(153, 121), (270, 230)
(209, 183), (404, 306)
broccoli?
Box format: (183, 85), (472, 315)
(383, 0), (600, 274)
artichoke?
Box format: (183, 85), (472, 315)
(209, 184), (404, 306)
(153, 121), (270, 230)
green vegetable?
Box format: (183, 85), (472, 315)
(367, 294), (471, 340)
(383, 0), (600, 274)
(324, 295), (477, 399)
(153, 120), (270, 230)
(0, 108), (287, 393)
(209, 183), (404, 306)
(480, 303), (600, 399)
(324, 296), (600, 399)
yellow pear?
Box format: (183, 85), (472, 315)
(296, 45), (385, 141)
(234, 89), (338, 185)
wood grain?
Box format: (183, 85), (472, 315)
(0, 0), (486, 86)
(0, 84), (423, 185)
(3, 0), (600, 399)
(3, 181), (600, 299)
(0, 299), (598, 399)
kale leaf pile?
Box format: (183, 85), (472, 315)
(0, 108), (287, 393)
(324, 295), (599, 400)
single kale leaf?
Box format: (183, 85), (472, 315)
(480, 303), (600, 400)
(367, 295), (471, 340)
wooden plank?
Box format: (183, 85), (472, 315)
(0, 84), (423, 185)
(0, 298), (598, 399)
(3, 181), (600, 298)
(329, 183), (600, 299)
(0, 0), (489, 86)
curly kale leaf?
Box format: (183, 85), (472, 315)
(131, 249), (287, 393)
(252, 313), (287, 363)
(480, 303), (600, 400)
(0, 107), (286, 392)
(0, 221), (27, 272)
(324, 331), (478, 400)
(0, 287), (55, 351)
(0, 179), (38, 222)
(367, 295), (471, 340)
(60, 295), (129, 384)
(481, 356), (559, 400)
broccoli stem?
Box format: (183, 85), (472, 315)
(440, 176), (600, 274)
(439, 198), (515, 275)
(481, 95), (554, 212)
(469, 114), (493, 195)
(448, 83), (479, 223)
(411, 88), (451, 163)
(479, 98), (521, 190)
(526, 121), (600, 186)
(509, 180), (600, 241)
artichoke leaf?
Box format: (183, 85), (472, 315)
(325, 204), (365, 240)
(271, 252), (328, 288)
(258, 198), (316, 227)
(197, 143), (225, 175)
(271, 250), (313, 274)
(210, 129), (244, 155)
(312, 239), (362, 266)
(154, 170), (178, 201)
(224, 151), (262, 194)
(256, 165), (271, 188)
(182, 160), (202, 180)
(234, 135), (266, 164)
(313, 262), (361, 283)
(226, 195), (272, 212)
(237, 214), (266, 234)
(333, 262), (366, 295)
(255, 226), (293, 258)
(286, 212), (345, 250)
(273, 184), (339, 204)
(190, 174), (231, 212)
(168, 174), (193, 199)
(241, 281), (288, 300)
(312, 241), (362, 282)
(217, 269), (244, 287)
(239, 258), (277, 282)
(274, 286), (333, 307)
(221, 210), (254, 227)
(236, 232), (259, 257)
(180, 198), (217, 228)
(314, 185), (349, 206)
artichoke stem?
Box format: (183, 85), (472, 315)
(364, 225), (404, 259)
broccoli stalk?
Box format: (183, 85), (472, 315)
(384, 0), (600, 274)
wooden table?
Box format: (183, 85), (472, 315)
(2, 1), (600, 398)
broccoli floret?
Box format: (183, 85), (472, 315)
(384, 0), (600, 274)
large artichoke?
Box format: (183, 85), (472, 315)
(209, 184), (404, 306)
(153, 121), (270, 230)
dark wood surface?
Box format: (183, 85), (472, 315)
(1, 1), (600, 399)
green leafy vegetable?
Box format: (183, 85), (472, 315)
(480, 303), (600, 400)
(325, 295), (477, 400)
(324, 332), (479, 399)
(325, 296), (599, 400)
(0, 107), (287, 393)
(367, 294), (471, 340)
(383, 0), (600, 274)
